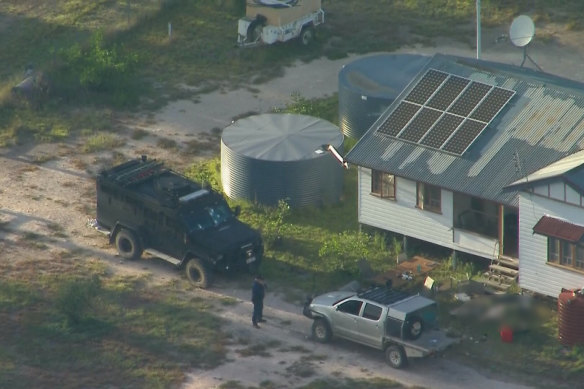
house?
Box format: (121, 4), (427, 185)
(344, 53), (584, 298)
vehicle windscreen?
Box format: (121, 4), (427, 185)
(182, 204), (233, 232)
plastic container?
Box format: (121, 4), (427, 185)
(500, 325), (513, 343)
(558, 288), (584, 346)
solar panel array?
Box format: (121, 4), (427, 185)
(377, 69), (515, 155)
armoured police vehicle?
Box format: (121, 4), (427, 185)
(95, 156), (263, 288)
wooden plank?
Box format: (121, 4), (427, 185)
(489, 264), (519, 276)
(482, 278), (511, 291)
(497, 256), (519, 269)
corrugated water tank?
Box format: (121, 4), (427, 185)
(558, 288), (584, 346)
(221, 113), (344, 208)
(338, 53), (429, 139)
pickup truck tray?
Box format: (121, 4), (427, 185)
(387, 328), (459, 359)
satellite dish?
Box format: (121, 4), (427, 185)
(509, 15), (535, 47)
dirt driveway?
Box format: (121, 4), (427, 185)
(2, 23), (584, 389)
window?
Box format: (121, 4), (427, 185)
(371, 170), (395, 199)
(362, 303), (382, 321)
(548, 238), (560, 263)
(547, 237), (584, 271)
(561, 241), (573, 266)
(337, 300), (363, 316)
(576, 246), (584, 269)
(417, 182), (441, 213)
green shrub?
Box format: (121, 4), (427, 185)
(50, 31), (139, 107)
(184, 158), (222, 190)
(261, 199), (291, 248)
(318, 231), (370, 273)
(55, 276), (102, 327)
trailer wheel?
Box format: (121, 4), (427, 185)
(312, 318), (332, 343)
(299, 26), (314, 46)
(404, 316), (424, 340)
(185, 258), (212, 288)
(385, 345), (407, 369)
(115, 229), (143, 260)
(247, 20), (264, 43)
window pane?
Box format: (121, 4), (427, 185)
(382, 173), (395, 198)
(561, 241), (573, 266)
(548, 238), (560, 263)
(576, 245), (584, 269)
(337, 300), (363, 316)
(417, 183), (424, 207)
(371, 171), (381, 195)
(423, 184), (441, 211)
(362, 303), (382, 321)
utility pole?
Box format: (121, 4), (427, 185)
(476, 0), (481, 59)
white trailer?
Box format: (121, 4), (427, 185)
(237, 0), (325, 47)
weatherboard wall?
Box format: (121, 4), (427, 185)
(357, 167), (454, 249)
(358, 167), (499, 259)
(518, 191), (584, 298)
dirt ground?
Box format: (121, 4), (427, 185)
(2, 22), (584, 389)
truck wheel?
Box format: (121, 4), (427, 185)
(185, 258), (211, 288)
(385, 345), (407, 369)
(312, 318), (332, 343)
(115, 229), (143, 260)
(299, 27), (314, 46)
(404, 316), (423, 340)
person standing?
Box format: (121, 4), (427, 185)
(251, 274), (266, 328)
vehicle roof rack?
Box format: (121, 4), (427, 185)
(358, 286), (410, 306)
(109, 159), (164, 187)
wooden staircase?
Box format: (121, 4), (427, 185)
(483, 256), (519, 292)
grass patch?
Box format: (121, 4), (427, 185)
(82, 132), (125, 153)
(0, 270), (229, 388)
(156, 137), (178, 149)
(297, 377), (413, 389)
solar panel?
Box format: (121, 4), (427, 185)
(376, 68), (515, 155)
(377, 102), (420, 137)
(400, 108), (443, 143)
(403, 69), (448, 105)
(426, 76), (470, 111)
(442, 119), (487, 155)
(448, 82), (493, 117)
(420, 114), (464, 149)
(470, 87), (516, 122)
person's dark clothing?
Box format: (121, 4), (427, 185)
(252, 278), (266, 326)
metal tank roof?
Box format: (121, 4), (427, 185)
(339, 53), (429, 139)
(221, 113), (344, 208)
(222, 113), (343, 161)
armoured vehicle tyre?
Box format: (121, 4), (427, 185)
(299, 26), (314, 46)
(185, 258), (211, 288)
(115, 229), (143, 260)
(312, 318), (332, 343)
(404, 316), (423, 340)
(385, 345), (407, 369)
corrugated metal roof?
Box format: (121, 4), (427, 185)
(222, 113), (343, 161)
(533, 215), (584, 242)
(345, 53), (584, 206)
(508, 149), (584, 187)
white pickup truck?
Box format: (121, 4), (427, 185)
(303, 286), (459, 368)
(237, 0), (324, 47)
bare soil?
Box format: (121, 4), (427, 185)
(2, 24), (584, 388)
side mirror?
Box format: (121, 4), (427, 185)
(234, 205), (241, 217)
